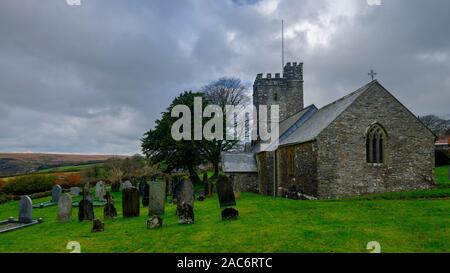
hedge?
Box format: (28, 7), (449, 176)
(1, 175), (57, 195)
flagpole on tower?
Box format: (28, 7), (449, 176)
(282, 19), (285, 72)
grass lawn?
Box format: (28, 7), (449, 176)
(0, 168), (449, 253)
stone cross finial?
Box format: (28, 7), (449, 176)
(368, 69), (377, 81)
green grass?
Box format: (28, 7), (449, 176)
(436, 165), (450, 188)
(0, 167), (448, 253)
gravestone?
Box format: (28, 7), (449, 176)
(139, 178), (147, 196)
(217, 175), (238, 221)
(176, 180), (194, 224)
(103, 192), (117, 220)
(78, 189), (94, 221)
(149, 181), (166, 216)
(92, 219), (104, 232)
(19, 196), (33, 223)
(70, 187), (81, 196)
(217, 175), (236, 208)
(121, 180), (133, 190)
(172, 176), (180, 204)
(122, 187), (140, 217)
(95, 181), (106, 201)
(51, 184), (62, 203)
(57, 193), (72, 222)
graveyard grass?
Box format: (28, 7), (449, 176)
(0, 166), (449, 253)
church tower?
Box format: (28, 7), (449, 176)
(253, 62), (304, 138)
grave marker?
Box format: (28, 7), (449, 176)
(57, 193), (72, 222)
(19, 195), (33, 223)
(149, 181), (166, 216)
(51, 184), (62, 203)
(95, 181), (106, 201)
(122, 187), (140, 217)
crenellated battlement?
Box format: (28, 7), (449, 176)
(255, 62), (303, 82)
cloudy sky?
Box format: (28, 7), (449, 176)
(0, 0), (449, 155)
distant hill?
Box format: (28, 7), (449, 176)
(0, 153), (128, 177)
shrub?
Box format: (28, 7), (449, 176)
(0, 193), (13, 205)
(2, 175), (57, 195)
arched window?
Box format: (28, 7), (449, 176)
(274, 92), (278, 102)
(366, 124), (387, 164)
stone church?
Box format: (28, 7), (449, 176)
(222, 62), (436, 199)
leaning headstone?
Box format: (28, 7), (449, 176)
(217, 175), (236, 207)
(95, 181), (106, 201)
(176, 180), (194, 224)
(103, 192), (117, 220)
(121, 180), (133, 190)
(70, 187), (81, 196)
(122, 187), (140, 217)
(78, 189), (94, 221)
(51, 184), (62, 203)
(149, 181), (166, 216)
(92, 219), (104, 232)
(57, 193), (72, 222)
(18, 196), (33, 223)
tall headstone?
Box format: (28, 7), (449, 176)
(122, 187), (140, 217)
(203, 173), (211, 197)
(103, 192), (117, 220)
(51, 184), (62, 203)
(176, 180), (194, 224)
(57, 193), (73, 222)
(18, 195), (33, 223)
(95, 181), (106, 201)
(140, 179), (150, 207)
(149, 181), (166, 216)
(217, 175), (236, 207)
(78, 189), (94, 221)
(217, 175), (238, 220)
(164, 175), (172, 197)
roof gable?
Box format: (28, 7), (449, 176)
(279, 81), (375, 147)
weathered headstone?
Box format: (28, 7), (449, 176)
(78, 189), (94, 221)
(149, 181), (166, 216)
(51, 184), (62, 203)
(57, 193), (72, 222)
(18, 196), (33, 223)
(122, 187), (140, 217)
(70, 187), (81, 196)
(92, 219), (104, 232)
(217, 175), (238, 221)
(95, 181), (106, 201)
(103, 192), (117, 220)
(121, 180), (133, 190)
(217, 175), (236, 208)
(176, 180), (194, 224)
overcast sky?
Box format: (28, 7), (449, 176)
(0, 0), (449, 155)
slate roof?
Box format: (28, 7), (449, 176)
(221, 153), (258, 173)
(279, 81), (375, 147)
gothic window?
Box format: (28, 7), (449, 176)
(366, 124), (387, 164)
(274, 93), (278, 102)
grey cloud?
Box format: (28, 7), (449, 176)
(0, 0), (449, 154)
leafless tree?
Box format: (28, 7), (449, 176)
(419, 115), (450, 136)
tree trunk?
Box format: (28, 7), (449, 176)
(187, 164), (200, 184)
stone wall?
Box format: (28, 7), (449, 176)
(316, 83), (436, 198)
(256, 151), (275, 196)
(276, 142), (318, 198)
(227, 172), (259, 193)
